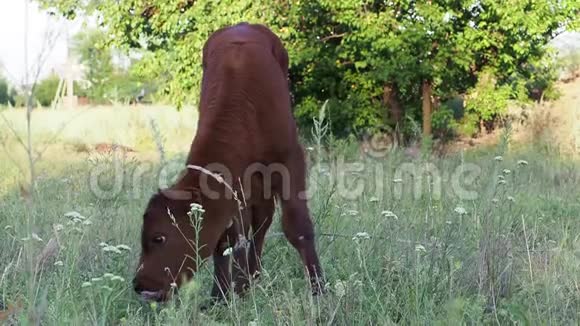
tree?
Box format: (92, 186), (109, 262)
(71, 28), (158, 104)
(0, 76), (14, 106)
(71, 28), (114, 102)
(37, 0), (580, 140)
(34, 73), (61, 107)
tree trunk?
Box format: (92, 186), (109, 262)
(383, 83), (403, 144)
(422, 80), (432, 137)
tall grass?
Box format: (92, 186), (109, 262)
(0, 108), (579, 324)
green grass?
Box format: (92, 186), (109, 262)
(0, 109), (579, 325)
(0, 105), (196, 152)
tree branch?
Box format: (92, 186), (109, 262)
(0, 133), (26, 178)
(0, 112), (28, 151)
(320, 33), (347, 42)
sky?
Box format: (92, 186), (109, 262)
(0, 1), (86, 87)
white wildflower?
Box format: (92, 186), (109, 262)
(53, 224), (64, 232)
(445, 220), (452, 225)
(498, 179), (507, 185)
(31, 233), (43, 242)
(82, 220), (93, 225)
(116, 244), (131, 251)
(415, 244), (426, 253)
(381, 210), (398, 220)
(502, 169), (511, 175)
(170, 282), (178, 288)
(20, 237), (30, 242)
(102, 246), (122, 254)
(454, 206), (467, 215)
(369, 196), (379, 203)
(222, 247), (233, 256)
(347, 209), (359, 216)
(507, 196), (515, 202)
(189, 203), (205, 213)
(54, 260), (64, 266)
(99, 242), (108, 247)
(334, 280), (346, 298)
(494, 156), (503, 161)
(81, 282), (92, 288)
(91, 277), (103, 282)
(248, 320), (258, 326)
(393, 178), (403, 183)
(64, 211), (86, 220)
(517, 160), (528, 166)
(103, 273), (115, 279)
(352, 232), (370, 241)
(306, 146), (314, 151)
(492, 198), (499, 204)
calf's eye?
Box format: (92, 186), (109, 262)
(152, 235), (166, 244)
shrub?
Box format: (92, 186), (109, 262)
(457, 113), (480, 138)
(294, 94), (383, 139)
(463, 70), (512, 134)
(560, 52), (580, 78)
(0, 77), (16, 107)
(34, 74), (61, 107)
(432, 105), (458, 140)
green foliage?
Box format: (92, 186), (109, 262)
(37, 0), (580, 139)
(34, 73), (61, 107)
(71, 28), (114, 102)
(71, 28), (144, 104)
(0, 77), (13, 106)
(457, 112), (480, 138)
(33, 74), (87, 107)
(560, 51), (580, 76)
(463, 70), (512, 134)
(523, 51), (563, 101)
(431, 105), (458, 140)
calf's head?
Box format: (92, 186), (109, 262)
(133, 188), (203, 302)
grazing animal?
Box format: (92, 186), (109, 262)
(133, 22), (324, 302)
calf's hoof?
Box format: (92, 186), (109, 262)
(310, 276), (327, 296)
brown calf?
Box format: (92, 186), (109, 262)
(132, 22), (324, 302)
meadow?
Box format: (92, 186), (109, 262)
(0, 104), (579, 325)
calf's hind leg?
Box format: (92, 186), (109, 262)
(281, 198), (325, 294)
(280, 151), (325, 295)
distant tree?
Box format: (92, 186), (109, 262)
(34, 73), (61, 107)
(71, 28), (114, 102)
(0, 77), (12, 106)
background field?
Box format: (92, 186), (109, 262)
(0, 80), (579, 325)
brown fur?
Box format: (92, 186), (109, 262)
(133, 22), (324, 302)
